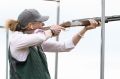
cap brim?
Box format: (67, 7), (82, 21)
(35, 16), (49, 22)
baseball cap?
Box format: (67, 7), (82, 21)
(17, 9), (49, 29)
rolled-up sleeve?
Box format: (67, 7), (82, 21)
(41, 38), (75, 52)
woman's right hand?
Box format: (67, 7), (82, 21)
(50, 25), (65, 36)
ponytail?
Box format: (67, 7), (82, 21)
(5, 19), (19, 31)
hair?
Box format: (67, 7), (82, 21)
(5, 19), (19, 31)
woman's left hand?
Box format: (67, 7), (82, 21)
(85, 19), (99, 30)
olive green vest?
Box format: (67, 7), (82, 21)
(9, 46), (51, 79)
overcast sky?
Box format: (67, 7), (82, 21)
(0, 0), (120, 79)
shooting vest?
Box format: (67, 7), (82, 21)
(9, 46), (51, 79)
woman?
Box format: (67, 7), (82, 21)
(6, 9), (99, 79)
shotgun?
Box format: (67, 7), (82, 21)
(42, 15), (120, 30)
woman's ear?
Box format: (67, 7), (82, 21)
(27, 23), (34, 30)
(30, 25), (34, 29)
